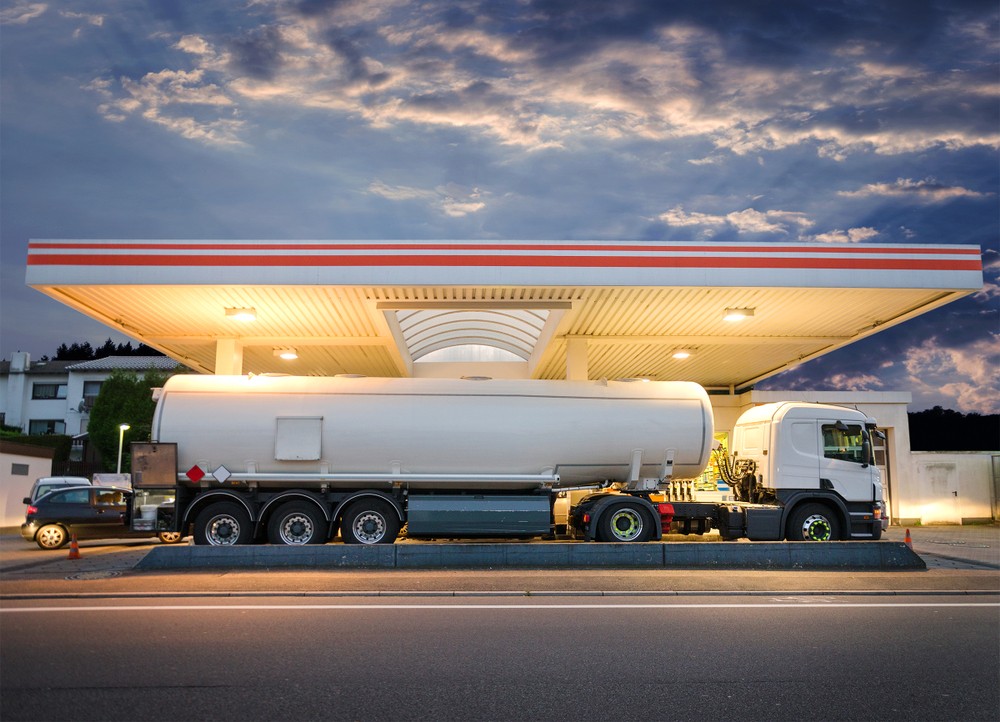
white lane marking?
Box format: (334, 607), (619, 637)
(2, 602), (998, 613)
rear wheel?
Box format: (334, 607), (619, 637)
(194, 502), (252, 546)
(786, 503), (840, 541)
(268, 502), (326, 545)
(598, 503), (652, 542)
(36, 524), (68, 550)
(341, 499), (399, 544)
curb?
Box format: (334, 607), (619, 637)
(135, 541), (926, 571)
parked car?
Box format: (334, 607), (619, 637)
(24, 476), (92, 504)
(21, 485), (184, 549)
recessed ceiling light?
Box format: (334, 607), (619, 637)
(672, 350), (693, 359)
(225, 307), (257, 322)
(274, 348), (298, 360)
(723, 307), (755, 322)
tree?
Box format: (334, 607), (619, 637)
(88, 368), (169, 472)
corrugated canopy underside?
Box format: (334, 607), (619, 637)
(26, 240), (982, 388)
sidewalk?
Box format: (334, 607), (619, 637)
(883, 523), (1000, 569)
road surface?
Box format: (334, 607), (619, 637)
(2, 593), (998, 721)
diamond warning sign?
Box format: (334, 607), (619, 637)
(186, 465), (205, 482)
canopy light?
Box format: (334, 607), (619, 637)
(672, 350), (693, 360)
(723, 308), (755, 322)
(225, 307), (257, 322)
(274, 348), (298, 360)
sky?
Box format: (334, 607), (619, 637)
(1, 0), (997, 412)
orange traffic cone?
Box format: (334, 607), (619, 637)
(67, 533), (81, 560)
(904, 528), (912, 549)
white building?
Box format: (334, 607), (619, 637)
(0, 353), (184, 437)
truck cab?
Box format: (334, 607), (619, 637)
(730, 403), (884, 540)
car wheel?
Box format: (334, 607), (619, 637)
(36, 524), (68, 550)
(157, 531), (184, 544)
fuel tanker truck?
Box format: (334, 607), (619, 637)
(127, 374), (885, 546)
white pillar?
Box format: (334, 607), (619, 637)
(215, 338), (244, 375)
(566, 338), (589, 380)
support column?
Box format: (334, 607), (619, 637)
(566, 338), (589, 381)
(215, 338), (244, 375)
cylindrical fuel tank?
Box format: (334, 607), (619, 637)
(152, 375), (714, 488)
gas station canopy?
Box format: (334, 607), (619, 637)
(26, 240), (983, 389)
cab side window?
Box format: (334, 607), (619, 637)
(96, 491), (124, 506)
(822, 424), (865, 464)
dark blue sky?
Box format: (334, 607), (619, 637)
(1, 0), (997, 411)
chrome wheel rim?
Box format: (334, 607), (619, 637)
(352, 511), (386, 544)
(278, 513), (315, 545)
(801, 514), (833, 541)
(206, 515), (242, 545)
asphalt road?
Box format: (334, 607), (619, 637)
(2, 594), (998, 722)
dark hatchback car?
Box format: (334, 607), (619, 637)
(21, 485), (184, 550)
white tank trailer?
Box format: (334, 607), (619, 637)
(129, 375), (885, 546)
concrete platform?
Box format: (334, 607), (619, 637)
(136, 540), (925, 570)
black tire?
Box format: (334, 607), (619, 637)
(786, 503), (841, 541)
(341, 498), (400, 545)
(268, 502), (326, 545)
(597, 503), (652, 542)
(193, 502), (252, 546)
(157, 531), (184, 544)
(36, 524), (68, 550)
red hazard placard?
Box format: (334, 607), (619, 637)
(186, 465), (205, 482)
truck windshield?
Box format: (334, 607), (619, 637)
(821, 423), (866, 464)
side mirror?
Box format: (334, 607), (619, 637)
(22, 497), (31, 505)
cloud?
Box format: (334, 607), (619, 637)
(70, 1), (998, 156)
(368, 180), (486, 217)
(903, 335), (1000, 414)
(0, 2), (46, 25)
(810, 227), (880, 243)
(839, 178), (991, 202)
(658, 206), (813, 236)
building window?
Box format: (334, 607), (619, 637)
(28, 419), (66, 435)
(11, 463), (30, 475)
(82, 380), (102, 409)
(32, 383), (67, 400)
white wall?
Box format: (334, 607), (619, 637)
(904, 452), (998, 525)
(0, 444), (54, 528)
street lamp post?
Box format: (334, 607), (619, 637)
(116, 423), (131, 474)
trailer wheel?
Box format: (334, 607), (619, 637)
(598, 503), (652, 543)
(157, 531), (184, 544)
(786, 503), (840, 542)
(194, 502), (251, 546)
(268, 502), (325, 545)
(342, 499), (399, 544)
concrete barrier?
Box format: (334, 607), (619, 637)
(136, 541), (925, 570)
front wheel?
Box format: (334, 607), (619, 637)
(341, 499), (400, 544)
(193, 502), (252, 546)
(786, 503), (841, 542)
(598, 503), (652, 542)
